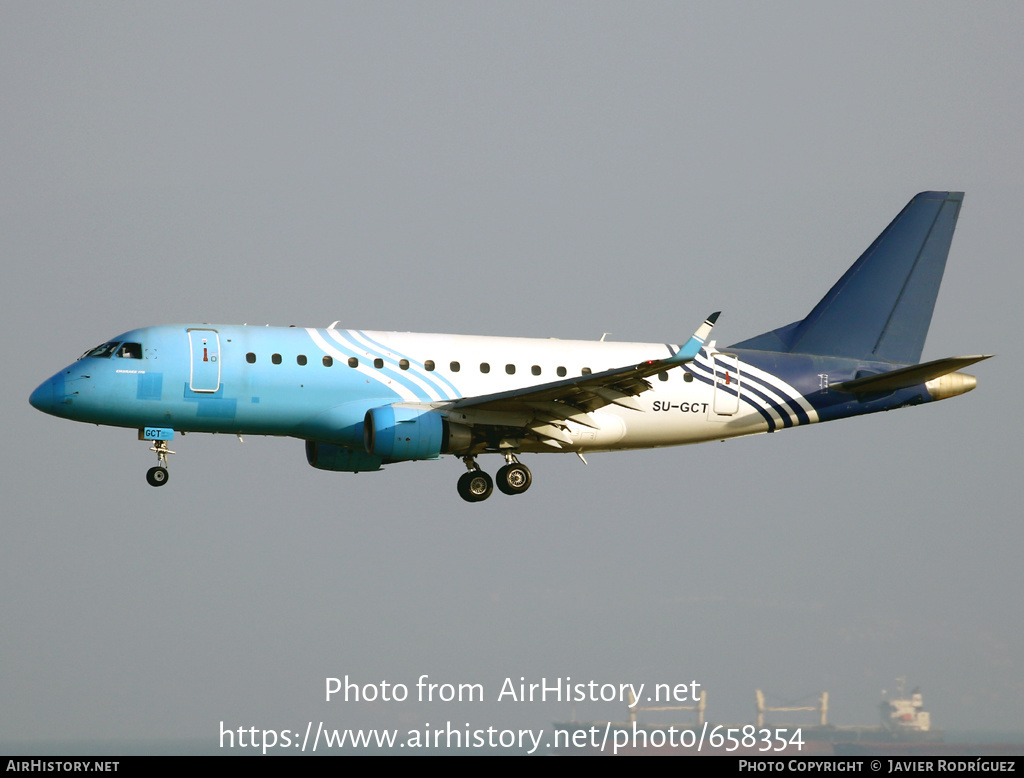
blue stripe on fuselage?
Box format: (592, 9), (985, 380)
(682, 363), (779, 431)
(353, 330), (462, 399)
(323, 329), (436, 401)
(688, 355), (797, 428)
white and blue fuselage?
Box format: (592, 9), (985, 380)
(28, 192), (989, 500)
(30, 323), (971, 450)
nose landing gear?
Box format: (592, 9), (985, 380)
(146, 439), (174, 487)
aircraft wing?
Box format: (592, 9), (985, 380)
(421, 313), (719, 449)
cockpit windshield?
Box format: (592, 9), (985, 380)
(78, 341), (143, 360)
(80, 342), (121, 360)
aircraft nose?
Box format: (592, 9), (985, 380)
(29, 375), (64, 416)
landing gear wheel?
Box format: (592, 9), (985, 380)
(496, 463), (532, 495)
(457, 470), (493, 502)
(146, 438), (174, 487)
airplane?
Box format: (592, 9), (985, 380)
(29, 191), (990, 502)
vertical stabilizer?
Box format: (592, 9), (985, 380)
(732, 191), (963, 364)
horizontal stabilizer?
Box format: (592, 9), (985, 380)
(830, 355), (992, 394)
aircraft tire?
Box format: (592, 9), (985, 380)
(457, 470), (492, 502)
(146, 466), (169, 487)
(496, 463), (532, 496)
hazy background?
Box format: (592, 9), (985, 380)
(2, 2), (1021, 751)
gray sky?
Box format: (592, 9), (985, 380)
(2, 2), (1022, 750)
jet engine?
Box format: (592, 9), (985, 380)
(363, 406), (472, 461)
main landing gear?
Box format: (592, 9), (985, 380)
(457, 454), (532, 503)
(146, 439), (174, 487)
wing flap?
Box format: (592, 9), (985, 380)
(589, 386), (646, 411)
(528, 422), (574, 445)
(524, 401), (601, 429)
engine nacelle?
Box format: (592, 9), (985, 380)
(364, 406), (444, 461)
(305, 441), (383, 472)
(363, 406), (474, 461)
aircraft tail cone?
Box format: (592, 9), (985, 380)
(925, 371), (977, 401)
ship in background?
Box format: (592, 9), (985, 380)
(555, 680), (1021, 755)
(754, 678), (942, 747)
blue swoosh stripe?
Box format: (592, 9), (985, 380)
(340, 330), (460, 401)
(322, 330), (433, 401)
(354, 330), (462, 399)
(689, 356), (792, 429)
(682, 365), (778, 432)
(694, 353), (808, 427)
(736, 380), (795, 429)
(735, 364), (812, 426)
(330, 330), (436, 401)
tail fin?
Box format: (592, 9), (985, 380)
(732, 191), (964, 363)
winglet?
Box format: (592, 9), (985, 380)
(667, 312), (720, 364)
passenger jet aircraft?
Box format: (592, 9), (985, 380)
(30, 191), (989, 501)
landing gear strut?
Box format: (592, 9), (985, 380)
(146, 439), (174, 487)
(456, 454), (532, 502)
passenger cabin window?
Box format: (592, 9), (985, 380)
(450, 361), (460, 372)
(424, 360), (435, 371)
(322, 356), (333, 367)
(658, 371), (668, 381)
(373, 358), (384, 369)
(246, 353), (256, 364)
(505, 364), (515, 375)
(581, 367), (592, 375)
(399, 359), (410, 370)
(683, 372), (694, 383)
(117, 342), (142, 359)
(531, 365), (541, 376)
(348, 357), (359, 368)
(272, 354), (282, 365)
(557, 366), (567, 377)
(297, 355), (307, 366)
(480, 363), (490, 374)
